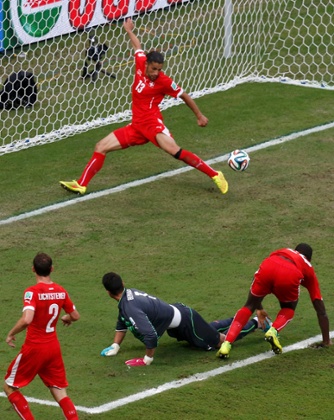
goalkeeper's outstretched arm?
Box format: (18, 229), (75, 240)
(100, 330), (126, 356)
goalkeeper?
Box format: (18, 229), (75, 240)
(60, 17), (228, 196)
(100, 272), (269, 366)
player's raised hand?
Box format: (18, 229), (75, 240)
(123, 17), (135, 33)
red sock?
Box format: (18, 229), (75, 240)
(272, 308), (295, 332)
(225, 307), (253, 343)
(8, 390), (34, 420)
(58, 396), (79, 420)
(78, 152), (106, 186)
(177, 149), (217, 177)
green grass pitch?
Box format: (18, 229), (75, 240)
(0, 82), (334, 419)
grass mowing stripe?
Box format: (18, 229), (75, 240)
(1, 332), (333, 414)
(1, 120), (334, 227)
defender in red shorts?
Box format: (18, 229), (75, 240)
(3, 253), (80, 419)
(217, 243), (331, 359)
(60, 18), (228, 196)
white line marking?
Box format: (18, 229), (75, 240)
(1, 121), (334, 227)
(1, 332), (333, 413)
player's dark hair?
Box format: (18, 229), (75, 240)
(102, 272), (124, 295)
(33, 253), (52, 276)
(295, 243), (313, 262)
(146, 50), (164, 64)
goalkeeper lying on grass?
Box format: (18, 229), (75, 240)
(100, 272), (270, 366)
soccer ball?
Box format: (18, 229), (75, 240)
(227, 149), (250, 171)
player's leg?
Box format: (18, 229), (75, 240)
(167, 304), (222, 350)
(264, 301), (297, 355)
(189, 308), (225, 350)
(4, 349), (38, 419)
(209, 317), (234, 334)
(225, 293), (263, 343)
(210, 317), (258, 340)
(59, 130), (123, 194)
(264, 261), (300, 354)
(155, 132), (228, 194)
(180, 306), (224, 350)
(41, 345), (79, 420)
(270, 263), (300, 333)
(273, 301), (298, 332)
(79, 132), (123, 185)
(3, 383), (34, 420)
(49, 387), (79, 420)
(217, 292), (264, 359)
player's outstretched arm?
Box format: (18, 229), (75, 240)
(313, 298), (332, 346)
(101, 330), (126, 356)
(179, 92), (208, 127)
(123, 18), (142, 51)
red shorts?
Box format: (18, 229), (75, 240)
(5, 340), (68, 389)
(114, 118), (173, 148)
(250, 255), (303, 302)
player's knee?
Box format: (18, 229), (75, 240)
(94, 140), (104, 153)
(3, 382), (14, 396)
(173, 148), (182, 159)
(95, 133), (120, 153)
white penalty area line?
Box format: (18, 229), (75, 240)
(1, 332), (333, 414)
(1, 121), (334, 227)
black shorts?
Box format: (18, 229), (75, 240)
(166, 303), (220, 350)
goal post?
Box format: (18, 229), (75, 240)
(0, 0), (333, 156)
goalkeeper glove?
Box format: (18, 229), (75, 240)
(125, 355), (154, 366)
(100, 343), (120, 356)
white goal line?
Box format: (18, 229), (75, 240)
(1, 332), (333, 414)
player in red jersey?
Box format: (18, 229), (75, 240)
(3, 253), (80, 420)
(217, 243), (331, 359)
(60, 18), (228, 195)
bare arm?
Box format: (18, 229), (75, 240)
(312, 299), (331, 346)
(61, 309), (80, 326)
(100, 330), (127, 356)
(123, 18), (141, 51)
(113, 330), (127, 345)
(6, 309), (34, 348)
(256, 308), (270, 330)
(179, 92), (208, 127)
(145, 347), (155, 358)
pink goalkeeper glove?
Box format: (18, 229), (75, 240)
(125, 355), (154, 366)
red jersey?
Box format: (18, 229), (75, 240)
(270, 248), (322, 301)
(131, 50), (183, 126)
(22, 281), (76, 344)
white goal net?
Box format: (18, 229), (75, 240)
(0, 0), (333, 155)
